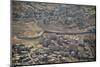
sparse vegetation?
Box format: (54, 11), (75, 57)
(11, 1), (96, 66)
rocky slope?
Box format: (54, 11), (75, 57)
(11, 1), (96, 66)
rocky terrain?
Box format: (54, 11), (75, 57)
(11, 1), (96, 66)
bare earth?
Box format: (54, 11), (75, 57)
(11, 1), (96, 66)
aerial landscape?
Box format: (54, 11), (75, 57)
(11, 0), (96, 66)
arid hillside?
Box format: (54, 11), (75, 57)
(11, 1), (96, 66)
